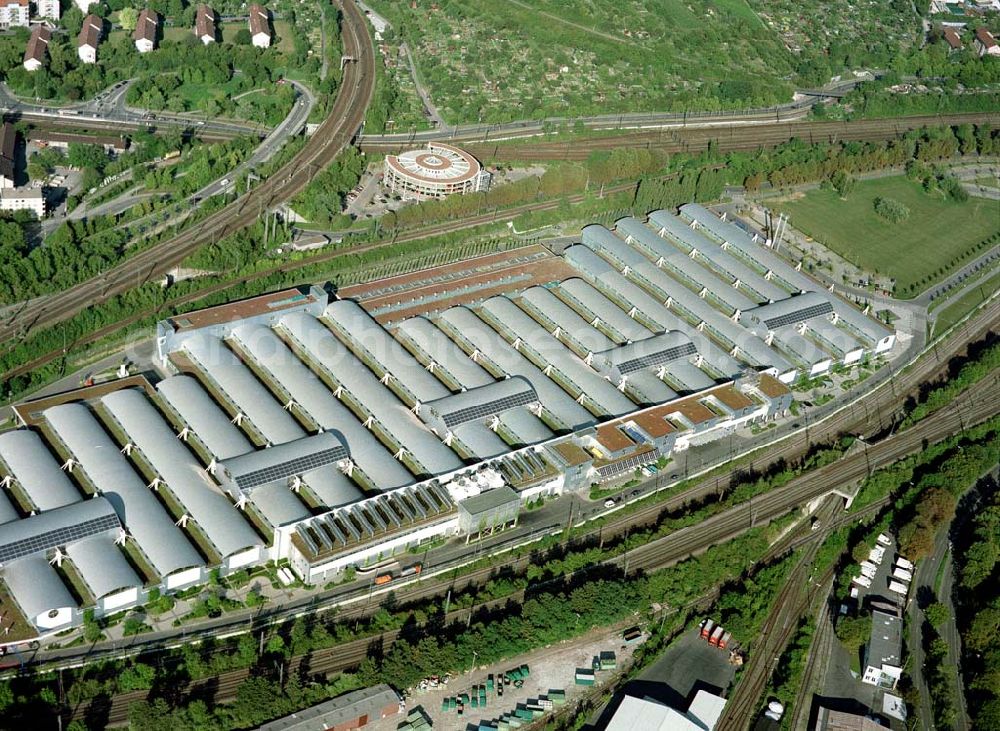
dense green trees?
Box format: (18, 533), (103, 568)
(954, 485), (1000, 731)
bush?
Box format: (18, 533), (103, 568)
(873, 196), (910, 223)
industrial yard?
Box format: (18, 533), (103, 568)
(366, 625), (640, 731)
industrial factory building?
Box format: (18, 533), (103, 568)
(0, 205), (894, 633)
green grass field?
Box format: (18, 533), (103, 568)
(777, 176), (1000, 296)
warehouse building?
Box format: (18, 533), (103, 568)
(383, 143), (491, 200)
(1, 206), (892, 632)
(258, 684), (401, 731)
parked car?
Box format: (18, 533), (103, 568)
(604, 498), (616, 508)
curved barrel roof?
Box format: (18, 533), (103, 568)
(0, 429), (81, 511)
(101, 388), (263, 560)
(157, 375), (254, 461)
(43, 403), (203, 579)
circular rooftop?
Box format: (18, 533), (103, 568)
(385, 143), (481, 186)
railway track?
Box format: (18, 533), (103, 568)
(0, 0), (376, 348)
(62, 376), (1000, 726)
(362, 113), (1000, 162)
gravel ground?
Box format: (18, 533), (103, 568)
(365, 625), (640, 730)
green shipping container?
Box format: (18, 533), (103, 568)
(576, 677), (595, 686)
(521, 664), (530, 676)
(471, 697), (478, 708)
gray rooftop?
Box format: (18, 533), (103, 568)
(156, 374), (254, 461)
(101, 388), (263, 560)
(555, 278), (656, 344)
(258, 684), (399, 731)
(0, 429), (82, 511)
(65, 534), (143, 600)
(181, 333), (306, 446)
(458, 485), (520, 516)
(869, 609), (903, 667)
(437, 306), (594, 431)
(325, 300), (450, 403)
(479, 295), (636, 417)
(229, 323), (414, 490)
(0, 496), (119, 565)
(3, 554), (76, 622)
(647, 209), (789, 302)
(278, 312), (463, 477)
(43, 402), (204, 579)
(393, 316), (495, 390)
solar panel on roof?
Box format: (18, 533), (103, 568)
(440, 388), (537, 428)
(763, 302), (833, 330)
(234, 445), (348, 492)
(0, 512), (120, 564)
(617, 342), (697, 374)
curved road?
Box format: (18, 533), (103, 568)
(0, 0), (375, 346)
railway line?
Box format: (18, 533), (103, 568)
(358, 112), (1000, 161)
(60, 374), (999, 726)
(0, 0), (376, 348)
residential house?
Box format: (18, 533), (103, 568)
(0, 0), (29, 28)
(133, 8), (159, 53)
(36, 0), (59, 20)
(194, 4), (216, 44)
(23, 24), (50, 72)
(943, 27), (962, 51)
(974, 27), (1000, 56)
(0, 123), (16, 189)
(77, 13), (102, 64)
(249, 3), (271, 48)
(73, 0), (94, 12)
(0, 187), (45, 218)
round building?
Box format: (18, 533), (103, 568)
(383, 142), (491, 200)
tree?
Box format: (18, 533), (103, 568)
(831, 170), (856, 198)
(925, 602), (950, 629)
(234, 28), (251, 45)
(118, 7), (138, 31)
(873, 196), (910, 224)
(835, 614), (871, 653)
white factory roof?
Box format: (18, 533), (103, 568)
(324, 300), (450, 403)
(229, 323), (414, 490)
(156, 374), (254, 460)
(43, 402), (204, 579)
(278, 312), (463, 476)
(101, 388), (263, 559)
(518, 285), (616, 354)
(679, 204), (892, 346)
(614, 217), (760, 313)
(393, 316), (495, 389)
(64, 534), (143, 600)
(555, 278), (656, 343)
(181, 332), (306, 446)
(0, 429), (82, 511)
(648, 209), (789, 302)
(437, 306), (595, 431)
(479, 295), (636, 417)
(247, 482), (312, 527)
(3, 554), (76, 622)
(0, 496), (119, 565)
(563, 245), (743, 378)
(0, 490), (18, 524)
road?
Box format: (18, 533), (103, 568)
(907, 483), (977, 731)
(49, 372), (1000, 727)
(0, 0), (375, 348)
(0, 82), (262, 140)
(191, 80), (316, 201)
